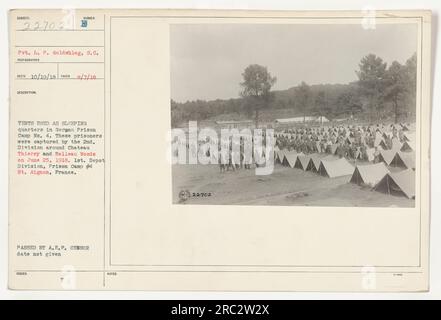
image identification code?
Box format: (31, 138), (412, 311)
(171, 304), (270, 317)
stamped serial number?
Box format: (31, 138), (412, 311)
(192, 192), (212, 197)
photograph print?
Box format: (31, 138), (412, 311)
(170, 22), (418, 207)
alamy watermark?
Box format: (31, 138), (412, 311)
(167, 121), (275, 175)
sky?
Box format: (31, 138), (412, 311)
(170, 23), (417, 103)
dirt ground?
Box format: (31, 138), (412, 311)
(172, 163), (415, 207)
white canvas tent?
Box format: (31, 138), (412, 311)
(374, 134), (384, 148)
(307, 154), (321, 172)
(284, 151), (303, 168)
(307, 154), (338, 172)
(391, 137), (403, 151)
(350, 162), (390, 187)
(275, 116), (329, 124)
(275, 116), (315, 124)
(379, 150), (396, 166)
(294, 155), (311, 170)
(401, 140), (415, 152)
(379, 139), (388, 150)
(316, 116), (330, 123)
(215, 120), (254, 129)
(276, 149), (286, 164)
(404, 132), (416, 142)
(391, 151), (416, 170)
(306, 154), (327, 172)
(374, 169), (415, 199)
(365, 148), (375, 162)
(317, 158), (354, 178)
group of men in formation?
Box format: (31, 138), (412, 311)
(174, 122), (413, 173)
(275, 123), (411, 161)
(216, 122), (413, 172)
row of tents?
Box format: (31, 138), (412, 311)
(276, 148), (416, 171)
(275, 150), (415, 199)
(275, 123), (417, 156)
(377, 150), (415, 170)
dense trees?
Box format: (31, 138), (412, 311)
(356, 54), (388, 121)
(312, 90), (331, 124)
(171, 53), (417, 127)
(404, 53), (417, 116)
(356, 53), (416, 123)
(384, 61), (407, 123)
(295, 82), (312, 123)
(240, 64), (277, 128)
(336, 89), (363, 119)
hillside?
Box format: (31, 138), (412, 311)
(171, 82), (360, 127)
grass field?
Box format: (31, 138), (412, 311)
(172, 163), (415, 207)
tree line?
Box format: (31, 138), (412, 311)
(171, 53), (417, 128)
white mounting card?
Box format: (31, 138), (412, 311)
(9, 9), (431, 291)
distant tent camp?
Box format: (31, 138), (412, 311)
(275, 116), (315, 124)
(294, 155), (311, 171)
(275, 116), (329, 124)
(316, 116), (330, 123)
(284, 151), (303, 168)
(374, 169), (415, 199)
(350, 162), (390, 187)
(391, 151), (416, 170)
(215, 120), (254, 129)
(378, 150), (396, 166)
(317, 158), (354, 178)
